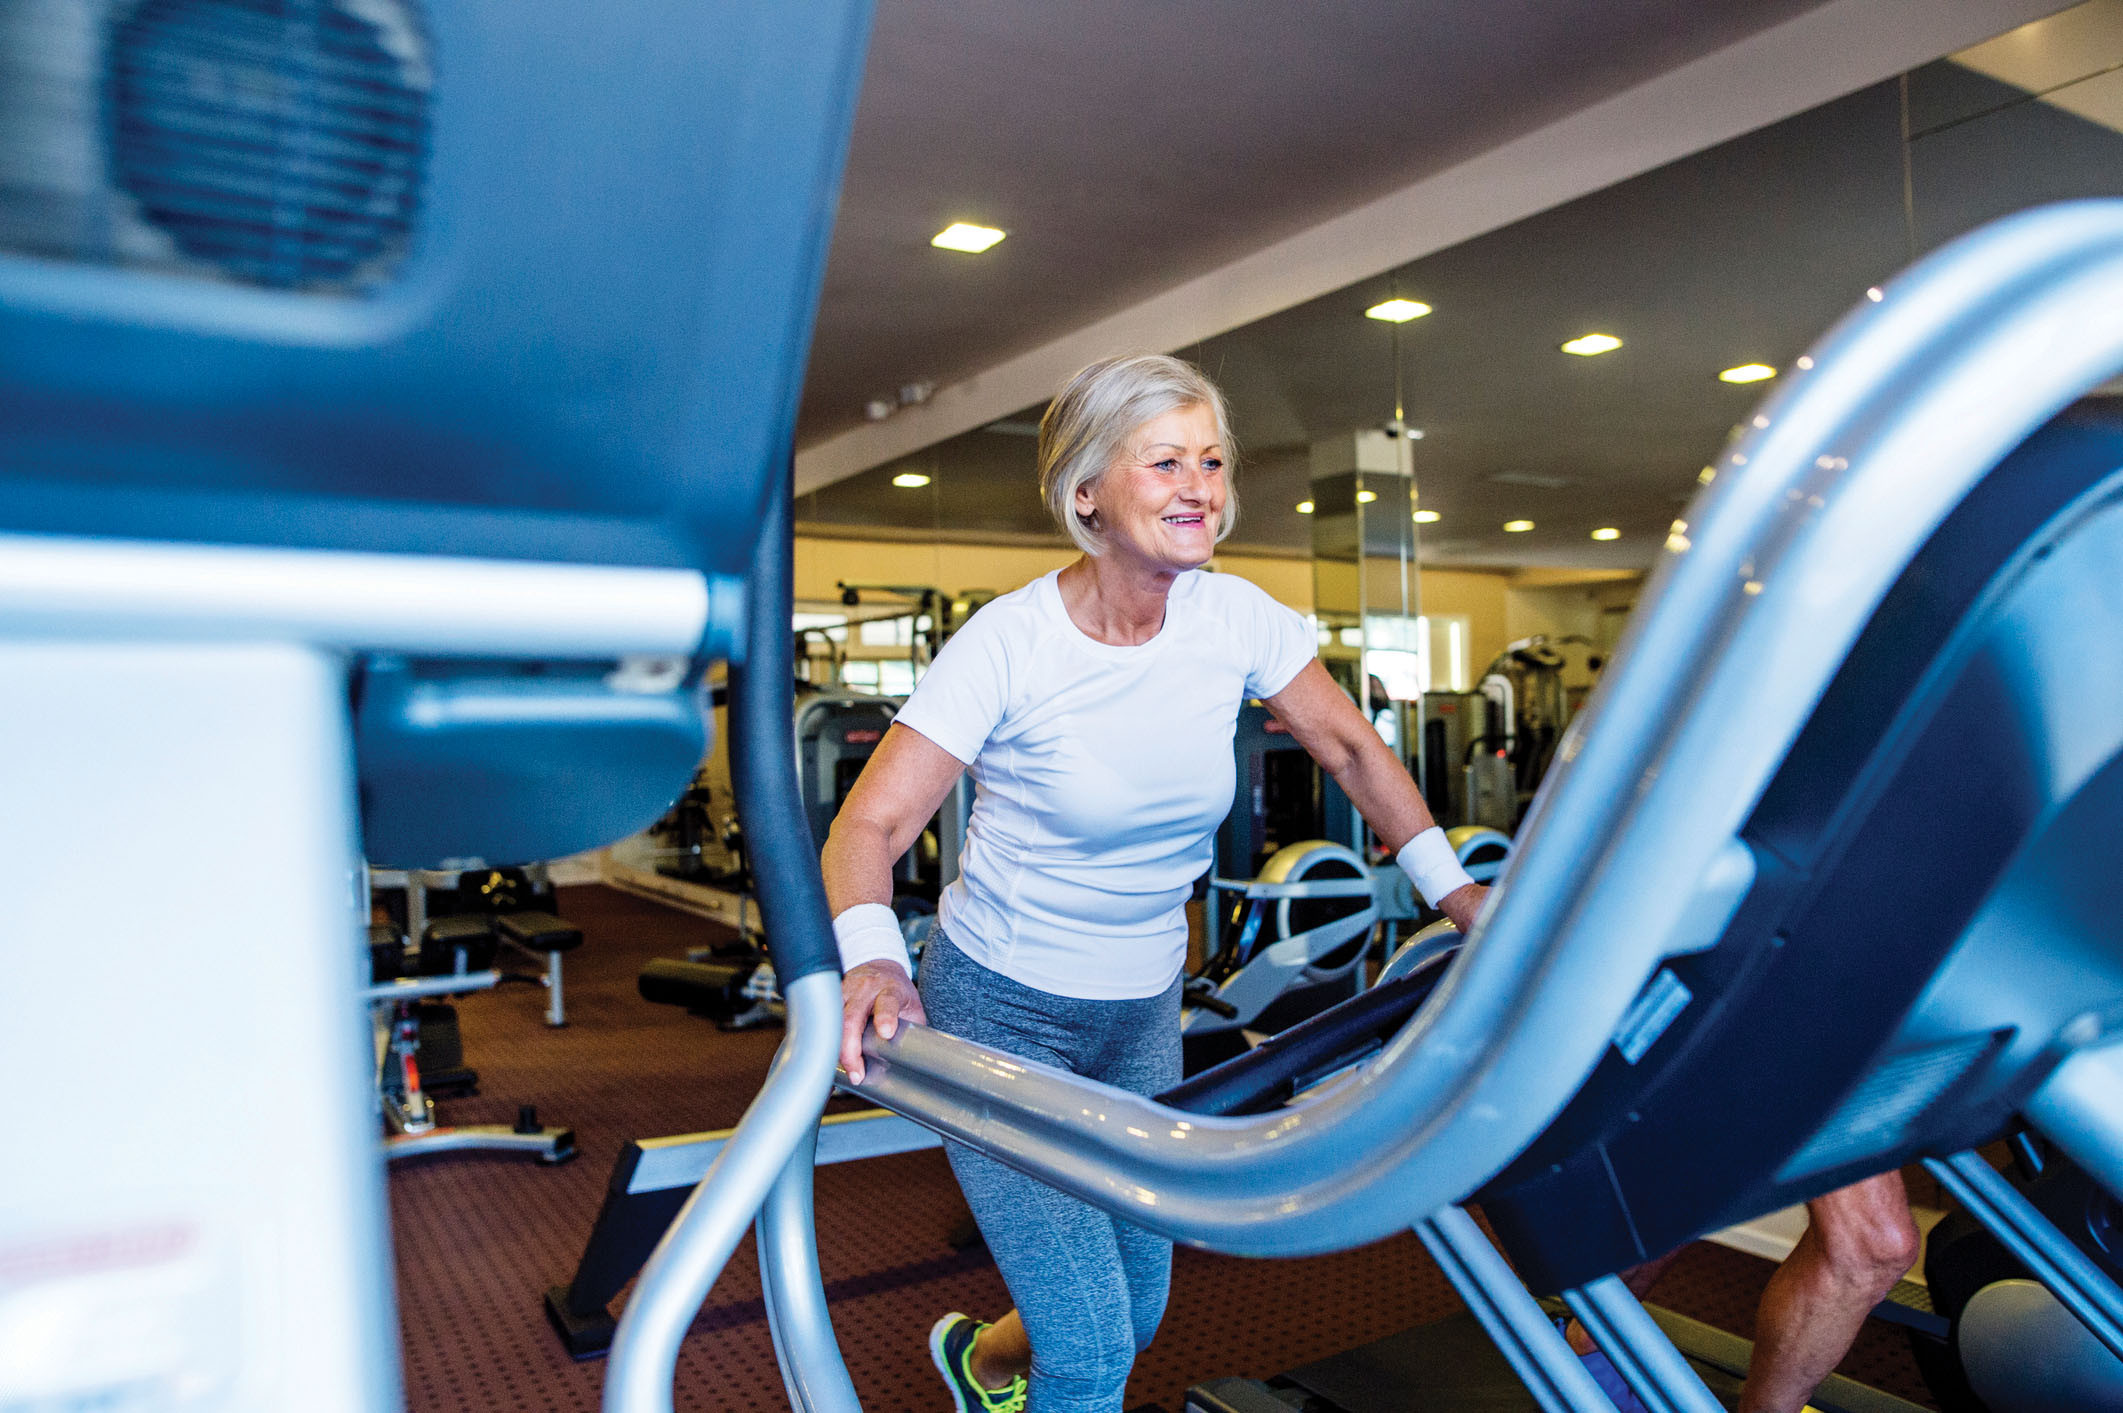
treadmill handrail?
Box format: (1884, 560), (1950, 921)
(848, 201), (2123, 1258)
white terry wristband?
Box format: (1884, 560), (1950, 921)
(1397, 827), (1477, 910)
(833, 902), (913, 978)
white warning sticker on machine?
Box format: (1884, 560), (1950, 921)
(1614, 967), (1693, 1065)
(0, 1218), (238, 1409)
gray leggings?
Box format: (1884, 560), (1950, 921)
(917, 932), (1183, 1413)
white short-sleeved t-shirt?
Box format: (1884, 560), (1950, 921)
(892, 567), (1316, 999)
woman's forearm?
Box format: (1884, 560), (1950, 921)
(1329, 729), (1439, 854)
(821, 814), (901, 916)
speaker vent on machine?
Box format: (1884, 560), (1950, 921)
(0, 0), (430, 293)
(107, 0), (431, 291)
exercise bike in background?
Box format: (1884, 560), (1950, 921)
(1183, 701), (1510, 1071)
(634, 691), (967, 1031)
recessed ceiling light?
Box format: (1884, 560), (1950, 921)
(1561, 333), (1622, 357)
(1719, 363), (1777, 384)
(891, 472), (931, 488)
(1503, 519), (1535, 533)
(1366, 299), (1432, 323)
(1590, 527), (1621, 541)
(1295, 500), (1315, 515)
(932, 222), (1006, 253)
(1355, 489), (1378, 503)
(1413, 509), (1441, 524)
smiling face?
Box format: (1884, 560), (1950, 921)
(1075, 403), (1227, 575)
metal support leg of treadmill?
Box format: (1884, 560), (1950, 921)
(603, 969), (845, 1413)
(1415, 1206), (1620, 1413)
(759, 1124), (862, 1413)
(1927, 1149), (2123, 1363)
(1563, 1275), (1724, 1413)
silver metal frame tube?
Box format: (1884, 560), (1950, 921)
(1927, 1150), (2123, 1362)
(603, 969), (843, 1413)
(0, 533), (714, 658)
(360, 970), (502, 1004)
(759, 1129), (863, 1413)
(848, 202), (2123, 1259)
(1562, 1276), (1724, 1413)
(1415, 1206), (1616, 1413)
(382, 1127), (565, 1160)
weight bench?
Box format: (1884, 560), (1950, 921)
(495, 910), (585, 1028)
(368, 919), (575, 1165)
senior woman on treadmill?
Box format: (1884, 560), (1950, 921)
(824, 353), (1486, 1413)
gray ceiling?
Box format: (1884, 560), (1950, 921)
(797, 0), (1832, 447)
(799, 57), (2123, 568)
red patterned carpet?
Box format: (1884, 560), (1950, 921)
(387, 884), (1937, 1411)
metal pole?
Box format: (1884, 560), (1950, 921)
(603, 973), (842, 1413)
(1415, 1206), (1618, 1413)
(1562, 1275), (1723, 1413)
(1928, 1149), (2123, 1362)
(759, 1127), (863, 1413)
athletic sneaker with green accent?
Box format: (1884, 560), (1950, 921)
(929, 1312), (1026, 1413)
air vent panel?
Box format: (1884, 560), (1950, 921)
(0, 0), (430, 294)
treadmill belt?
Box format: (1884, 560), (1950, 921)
(1266, 1308), (1927, 1413)
(1280, 1313), (1743, 1411)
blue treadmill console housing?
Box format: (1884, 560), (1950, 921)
(0, 1), (873, 865)
(0, 1), (865, 578)
(1480, 400), (2123, 1293)
(0, 7), (872, 1410)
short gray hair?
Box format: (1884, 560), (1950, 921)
(1037, 353), (1239, 555)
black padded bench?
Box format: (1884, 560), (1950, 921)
(419, 914), (500, 976)
(496, 910), (585, 1027)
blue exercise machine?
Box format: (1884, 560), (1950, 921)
(0, 4), (872, 1407)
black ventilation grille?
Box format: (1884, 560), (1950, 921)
(0, 0), (429, 293)
(106, 0), (430, 291)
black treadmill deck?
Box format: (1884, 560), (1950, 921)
(1187, 1307), (1929, 1413)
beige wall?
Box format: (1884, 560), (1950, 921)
(1502, 576), (1644, 688)
(793, 533), (1316, 612)
(791, 532), (1639, 686)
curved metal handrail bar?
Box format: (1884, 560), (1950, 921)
(851, 201), (2123, 1258)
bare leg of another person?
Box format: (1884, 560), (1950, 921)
(1737, 1171), (1920, 1413)
(971, 1310), (1031, 1390)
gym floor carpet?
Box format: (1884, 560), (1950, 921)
(388, 884), (1940, 1412)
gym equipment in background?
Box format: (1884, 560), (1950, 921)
(373, 866), (585, 1027)
(1473, 634), (1600, 828)
(1183, 828), (1509, 1071)
(625, 690), (968, 1030)
(1216, 702), (1363, 891)
(608, 203), (2123, 1413)
(1413, 690), (1493, 829)
(1190, 700), (1507, 1065)
(1916, 1142), (2123, 1412)
(363, 921), (574, 1165)
(0, 4), (873, 1408)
